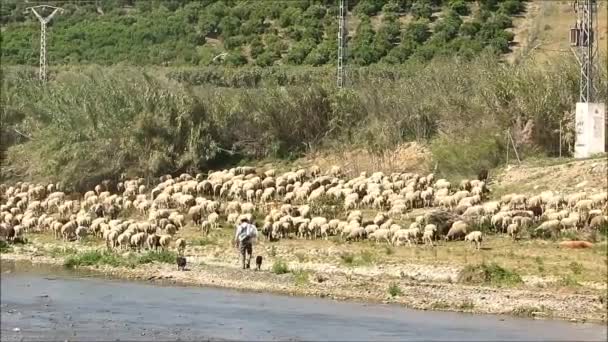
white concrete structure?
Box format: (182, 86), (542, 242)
(575, 102), (606, 158)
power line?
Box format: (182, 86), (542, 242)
(27, 5), (64, 82)
(570, 0), (599, 103)
(337, 0), (348, 89)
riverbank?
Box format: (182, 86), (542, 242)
(2, 235), (607, 324)
(4, 268), (606, 342)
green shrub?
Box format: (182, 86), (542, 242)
(0, 240), (12, 253)
(430, 127), (505, 178)
(340, 253), (355, 265)
(557, 275), (580, 287)
(457, 263), (523, 286)
(359, 250), (375, 265)
(459, 301), (475, 310)
(568, 261), (583, 275)
(63, 250), (176, 269)
(292, 269), (310, 286)
(272, 259), (289, 274)
(388, 282), (402, 297)
(512, 306), (541, 317)
(138, 250), (177, 264)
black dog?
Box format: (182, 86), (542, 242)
(477, 169), (489, 182)
(255, 256), (263, 271)
(176, 256), (186, 271)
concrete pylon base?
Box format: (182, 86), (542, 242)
(574, 102), (606, 159)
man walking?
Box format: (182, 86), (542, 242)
(234, 217), (257, 269)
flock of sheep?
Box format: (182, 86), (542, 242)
(1, 164), (607, 259)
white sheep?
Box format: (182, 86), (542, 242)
(368, 228), (391, 244)
(175, 238), (186, 255)
(464, 231), (483, 250)
(422, 224), (437, 246)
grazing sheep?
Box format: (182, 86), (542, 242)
(445, 221), (468, 241)
(368, 228), (391, 244)
(464, 231), (483, 250)
(392, 228), (421, 247)
(175, 238), (186, 255)
(346, 227), (366, 242)
(506, 223), (519, 239)
(535, 219), (561, 237)
(422, 224), (437, 246)
(589, 214), (607, 228)
(159, 234), (172, 251)
(75, 226), (88, 241)
(146, 234), (161, 251)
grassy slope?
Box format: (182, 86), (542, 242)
(508, 0), (608, 63)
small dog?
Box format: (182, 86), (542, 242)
(176, 256), (186, 271)
(255, 255), (263, 271)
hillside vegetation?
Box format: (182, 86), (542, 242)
(1, 0), (607, 190)
(2, 53), (606, 190)
(1, 0), (525, 66)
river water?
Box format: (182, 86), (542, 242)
(1, 260), (606, 341)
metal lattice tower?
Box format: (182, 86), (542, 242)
(28, 5), (63, 82)
(337, 0), (348, 88)
(570, 0), (598, 103)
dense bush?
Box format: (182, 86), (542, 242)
(2, 52), (605, 188)
(1, 0), (526, 67)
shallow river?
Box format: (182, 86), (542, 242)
(1, 261), (606, 341)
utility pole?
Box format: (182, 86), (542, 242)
(27, 5), (63, 82)
(337, 0), (348, 88)
(570, 0), (598, 103)
(570, 0), (605, 158)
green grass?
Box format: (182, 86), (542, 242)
(271, 259), (289, 275)
(0, 240), (12, 253)
(568, 261), (583, 275)
(292, 269), (310, 286)
(190, 237), (217, 246)
(457, 263), (523, 287)
(47, 246), (79, 257)
(63, 250), (177, 269)
(388, 282), (402, 297)
(294, 252), (308, 263)
(384, 246), (394, 255)
(138, 250), (178, 264)
(359, 250), (375, 265)
(430, 301), (450, 310)
(511, 305), (552, 318)
(268, 245), (277, 257)
(458, 301), (475, 310)
(340, 251), (375, 266)
(340, 253), (355, 265)
(557, 274), (581, 288)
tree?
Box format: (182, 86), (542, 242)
(285, 39), (315, 65)
(255, 51), (274, 66)
(374, 14), (401, 58)
(250, 38), (265, 59)
(432, 10), (462, 42)
(411, 0), (433, 20)
(218, 16), (240, 38)
(449, 0), (470, 16)
(351, 16), (379, 65)
(402, 20), (431, 45)
(278, 7), (302, 27)
(224, 51), (247, 66)
(499, 0), (524, 15)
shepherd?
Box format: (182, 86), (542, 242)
(234, 217), (258, 269)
